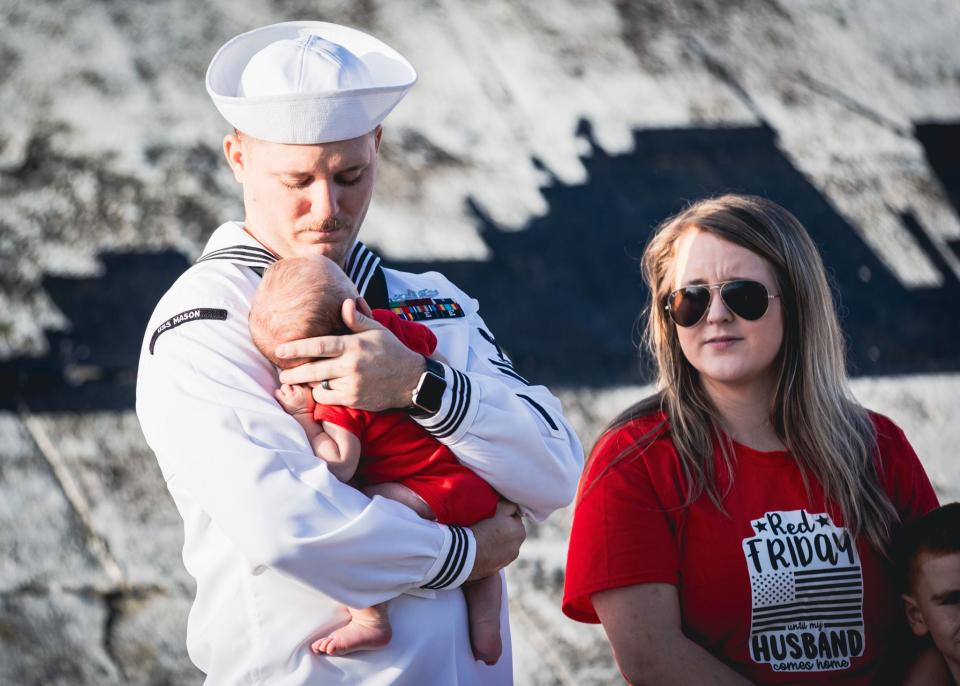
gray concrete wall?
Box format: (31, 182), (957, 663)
(1, 1), (958, 683)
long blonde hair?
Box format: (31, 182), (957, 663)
(602, 194), (899, 553)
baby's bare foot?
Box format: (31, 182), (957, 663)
(464, 575), (503, 665)
(469, 616), (502, 665)
(311, 610), (392, 656)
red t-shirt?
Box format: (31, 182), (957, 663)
(313, 309), (499, 526)
(562, 410), (939, 684)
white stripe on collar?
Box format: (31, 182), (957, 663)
(196, 245), (278, 268)
(196, 223), (280, 269)
(344, 241), (382, 297)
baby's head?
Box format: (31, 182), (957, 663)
(249, 256), (359, 369)
(898, 503), (960, 675)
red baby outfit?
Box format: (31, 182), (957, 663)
(313, 310), (499, 526)
(563, 410), (938, 684)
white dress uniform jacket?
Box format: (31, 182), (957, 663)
(136, 222), (584, 685)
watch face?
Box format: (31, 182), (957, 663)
(413, 372), (447, 412)
(414, 370), (445, 414)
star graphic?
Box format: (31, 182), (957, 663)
(755, 521), (768, 532)
(816, 515), (830, 527)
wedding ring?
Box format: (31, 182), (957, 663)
(320, 379), (332, 391)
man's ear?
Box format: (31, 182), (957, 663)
(372, 125), (383, 153)
(223, 132), (248, 183)
(902, 593), (928, 637)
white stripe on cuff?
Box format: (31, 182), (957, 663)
(413, 364), (478, 444)
(421, 524), (476, 590)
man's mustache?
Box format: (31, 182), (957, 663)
(297, 217), (352, 233)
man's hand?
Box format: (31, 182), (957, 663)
(467, 501), (526, 581)
(276, 298), (426, 411)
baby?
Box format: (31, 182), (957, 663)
(249, 255), (504, 664)
(899, 502), (960, 684)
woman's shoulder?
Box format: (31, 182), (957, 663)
(864, 410), (940, 514)
(865, 410), (917, 463)
(577, 407), (687, 516)
(867, 410), (904, 438)
(586, 408), (675, 477)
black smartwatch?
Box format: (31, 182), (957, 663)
(408, 357), (446, 417)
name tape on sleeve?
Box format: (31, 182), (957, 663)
(149, 308), (228, 354)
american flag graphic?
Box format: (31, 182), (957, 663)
(749, 564), (864, 635)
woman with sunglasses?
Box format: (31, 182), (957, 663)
(562, 195), (945, 684)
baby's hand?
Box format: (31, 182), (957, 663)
(275, 383), (315, 415)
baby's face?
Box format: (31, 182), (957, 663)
(906, 551), (960, 668)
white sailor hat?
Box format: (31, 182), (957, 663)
(206, 21), (416, 144)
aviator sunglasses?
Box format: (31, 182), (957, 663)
(665, 279), (780, 328)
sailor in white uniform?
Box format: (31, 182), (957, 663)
(136, 21), (583, 685)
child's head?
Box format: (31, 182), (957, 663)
(899, 503), (960, 672)
(249, 256), (359, 368)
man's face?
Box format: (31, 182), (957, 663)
(904, 551), (960, 672)
(224, 128), (381, 267)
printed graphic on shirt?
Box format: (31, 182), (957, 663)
(742, 509), (864, 673)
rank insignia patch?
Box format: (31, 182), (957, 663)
(388, 298), (465, 322)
